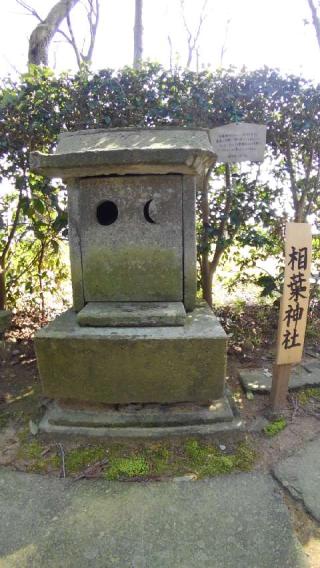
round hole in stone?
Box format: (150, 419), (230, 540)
(96, 200), (118, 225)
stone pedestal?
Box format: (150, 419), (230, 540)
(38, 396), (241, 438)
(35, 304), (226, 405)
(30, 128), (234, 435)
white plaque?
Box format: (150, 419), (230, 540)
(209, 122), (267, 163)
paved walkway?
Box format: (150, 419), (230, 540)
(274, 437), (320, 522)
(0, 469), (307, 568)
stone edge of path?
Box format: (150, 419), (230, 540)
(272, 436), (320, 523)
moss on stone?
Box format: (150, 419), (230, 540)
(35, 306), (226, 404)
(105, 456), (150, 480)
(83, 247), (182, 301)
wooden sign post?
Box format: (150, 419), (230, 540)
(271, 222), (312, 411)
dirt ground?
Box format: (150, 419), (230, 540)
(1, 308), (320, 565)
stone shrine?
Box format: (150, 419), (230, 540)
(30, 128), (237, 435)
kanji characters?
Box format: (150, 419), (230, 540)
(288, 246), (308, 271)
(283, 303), (304, 327)
(287, 272), (307, 302)
(282, 328), (301, 350)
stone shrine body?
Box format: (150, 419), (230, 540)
(31, 128), (235, 434)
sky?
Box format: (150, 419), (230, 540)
(0, 0), (319, 81)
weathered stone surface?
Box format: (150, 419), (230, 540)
(68, 172), (198, 311)
(79, 175), (183, 302)
(67, 179), (85, 311)
(273, 437), (320, 522)
(239, 362), (320, 393)
(77, 302), (186, 327)
(35, 304), (227, 404)
(30, 127), (216, 178)
(39, 413), (242, 437)
(0, 310), (11, 335)
(182, 176), (197, 312)
(32, 130), (202, 312)
(44, 395), (234, 427)
(0, 470), (307, 567)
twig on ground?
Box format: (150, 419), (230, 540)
(58, 443), (66, 478)
(73, 457), (109, 481)
(290, 394), (300, 420)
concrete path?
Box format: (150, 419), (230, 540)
(0, 469), (307, 568)
(274, 437), (320, 522)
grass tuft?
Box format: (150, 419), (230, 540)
(64, 446), (106, 473)
(263, 418), (287, 437)
(297, 387), (320, 406)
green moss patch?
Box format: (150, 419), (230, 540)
(184, 440), (256, 477)
(11, 437), (256, 481)
(84, 247), (181, 301)
(16, 441), (108, 475)
(263, 418), (287, 437)
(64, 446), (107, 473)
(106, 456), (150, 480)
(103, 439), (256, 481)
(297, 387), (320, 406)
(17, 440), (58, 473)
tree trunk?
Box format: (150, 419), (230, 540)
(28, 0), (80, 65)
(133, 0), (143, 68)
(0, 263), (6, 311)
(294, 205), (306, 223)
(202, 257), (213, 307)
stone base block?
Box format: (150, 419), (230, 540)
(35, 304), (227, 405)
(39, 394), (241, 438)
(77, 301), (186, 327)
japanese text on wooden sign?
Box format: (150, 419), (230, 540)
(209, 123), (267, 163)
(276, 222), (312, 365)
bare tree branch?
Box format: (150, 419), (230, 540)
(16, 0), (43, 21)
(133, 0), (143, 68)
(24, 0), (80, 65)
(83, 0), (100, 64)
(167, 34), (173, 70)
(16, 0), (99, 69)
(66, 6), (82, 67)
(307, 0), (320, 50)
(56, 0), (99, 66)
(17, 1), (80, 60)
(180, 0), (208, 68)
(220, 18), (231, 67)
